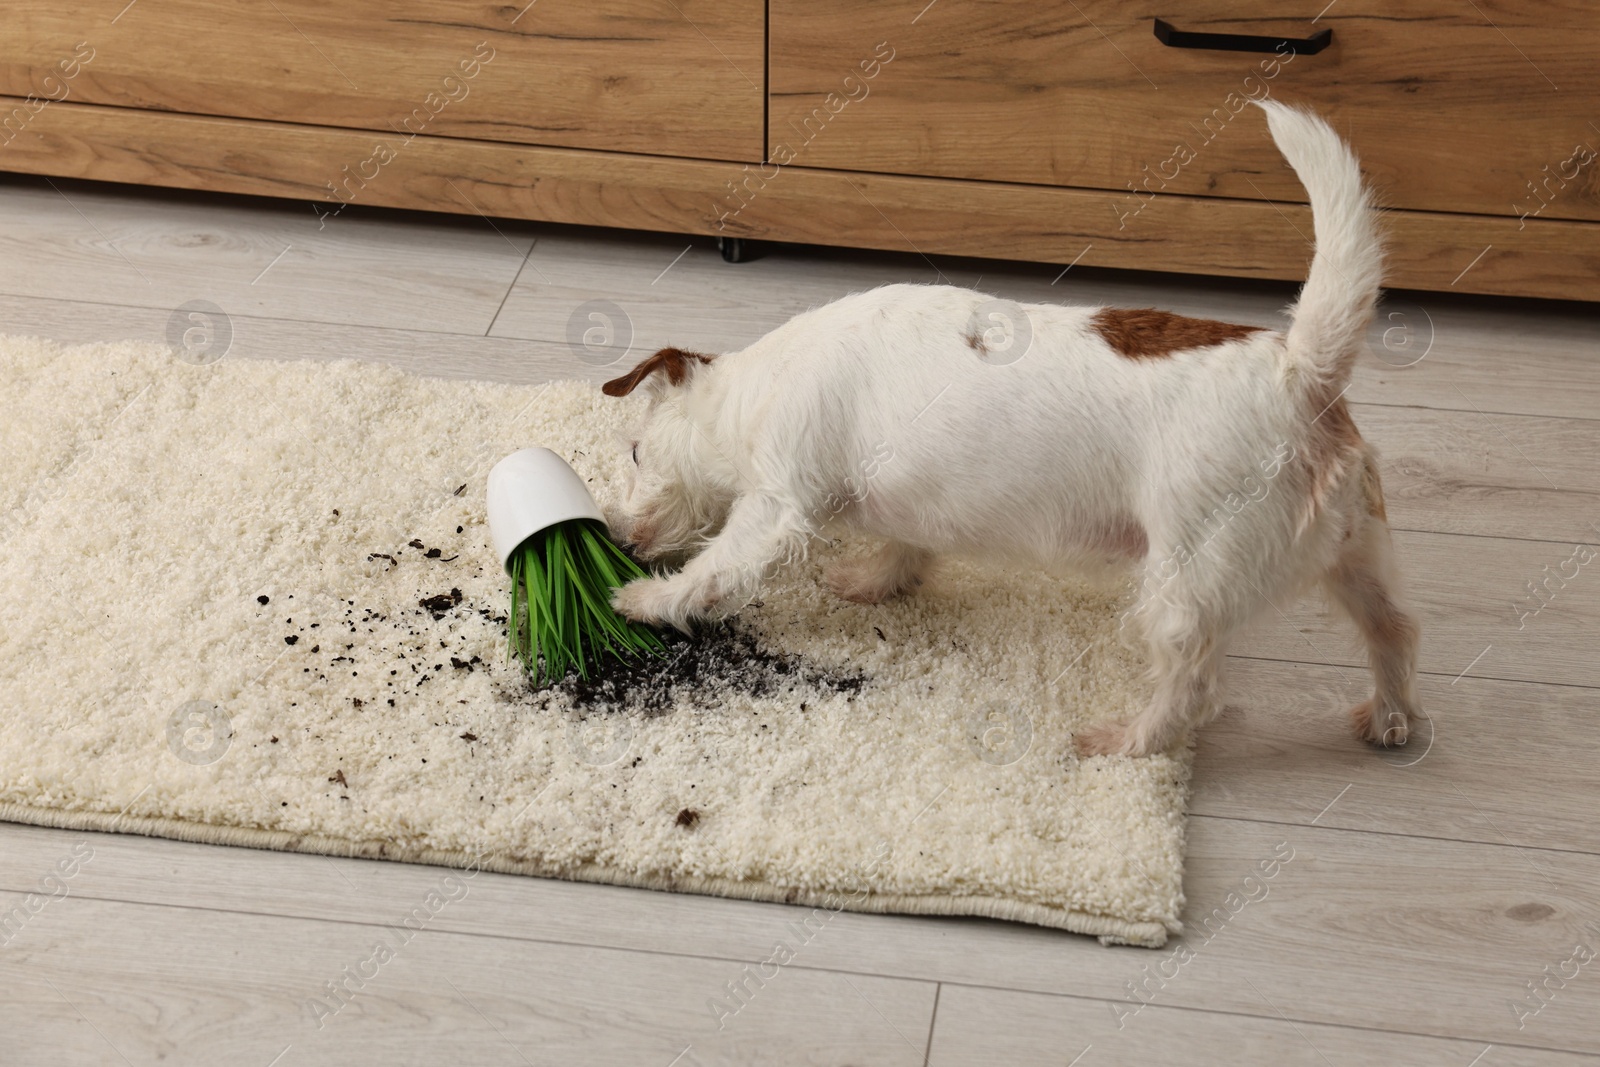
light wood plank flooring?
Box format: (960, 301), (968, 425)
(2, 173), (1598, 1065)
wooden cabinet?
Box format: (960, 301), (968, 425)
(0, 0), (1593, 300)
(769, 0), (1600, 222)
(0, 0), (764, 161)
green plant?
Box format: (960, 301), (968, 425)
(508, 519), (666, 686)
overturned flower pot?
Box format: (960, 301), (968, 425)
(486, 447), (665, 686)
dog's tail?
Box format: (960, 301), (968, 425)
(1257, 100), (1382, 401)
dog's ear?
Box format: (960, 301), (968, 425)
(602, 347), (716, 397)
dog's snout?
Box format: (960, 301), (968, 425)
(612, 520), (656, 560)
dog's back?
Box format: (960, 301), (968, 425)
(724, 102), (1381, 569)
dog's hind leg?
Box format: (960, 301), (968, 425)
(1320, 464), (1422, 746)
(826, 542), (933, 604)
(1076, 513), (1282, 758)
(612, 492), (810, 632)
(1076, 588), (1231, 758)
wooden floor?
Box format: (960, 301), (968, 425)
(2, 173), (1598, 1066)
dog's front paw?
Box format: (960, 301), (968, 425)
(1075, 721), (1132, 758)
(611, 576), (719, 634)
(612, 577), (674, 626)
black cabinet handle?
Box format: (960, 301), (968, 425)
(1152, 18), (1333, 55)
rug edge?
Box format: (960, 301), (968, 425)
(0, 802), (1172, 948)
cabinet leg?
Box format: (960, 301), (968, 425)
(717, 236), (751, 263)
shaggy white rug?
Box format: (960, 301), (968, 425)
(0, 336), (1190, 947)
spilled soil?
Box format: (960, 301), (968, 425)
(547, 619), (867, 716)
(259, 525), (866, 720)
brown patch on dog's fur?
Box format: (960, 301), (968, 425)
(602, 347), (716, 397)
(964, 331), (987, 355)
(1295, 395), (1370, 537)
(1359, 450), (1388, 522)
(1091, 307), (1265, 360)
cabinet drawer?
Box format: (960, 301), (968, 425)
(1, 0), (762, 162)
(769, 0), (1600, 222)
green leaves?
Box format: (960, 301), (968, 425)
(508, 520), (666, 687)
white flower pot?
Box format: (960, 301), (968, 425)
(486, 448), (607, 575)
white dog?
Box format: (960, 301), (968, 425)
(601, 100), (1421, 758)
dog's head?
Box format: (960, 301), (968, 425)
(601, 347), (737, 561)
